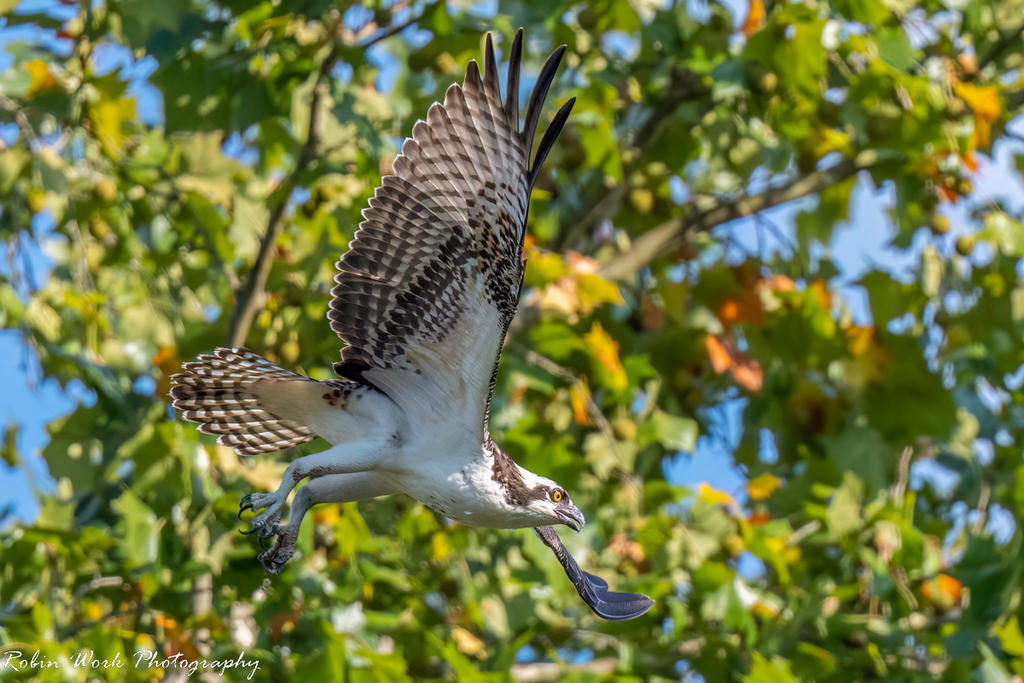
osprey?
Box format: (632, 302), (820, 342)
(171, 30), (653, 621)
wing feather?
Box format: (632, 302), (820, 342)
(328, 30), (572, 431)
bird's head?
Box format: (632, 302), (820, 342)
(488, 440), (585, 531)
(519, 471), (586, 532)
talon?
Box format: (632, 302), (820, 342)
(238, 494), (255, 520)
(240, 523), (260, 535)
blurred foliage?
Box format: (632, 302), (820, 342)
(1, 0), (1024, 680)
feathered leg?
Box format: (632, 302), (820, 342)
(239, 438), (393, 538)
(255, 472), (396, 573)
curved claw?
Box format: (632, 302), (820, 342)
(238, 494), (255, 520)
(239, 525), (259, 535)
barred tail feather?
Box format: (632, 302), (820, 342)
(170, 347), (316, 456)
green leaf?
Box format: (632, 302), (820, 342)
(826, 471), (863, 540)
(1, 421), (17, 466)
(112, 489), (160, 567)
(745, 652), (799, 683)
(640, 410), (699, 452)
(979, 213), (1024, 256)
(875, 27), (919, 71)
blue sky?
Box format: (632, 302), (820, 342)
(2, 3), (1023, 563)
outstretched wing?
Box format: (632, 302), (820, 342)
(328, 30), (573, 431)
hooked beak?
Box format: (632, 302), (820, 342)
(556, 505), (585, 532)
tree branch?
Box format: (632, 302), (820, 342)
(224, 42), (340, 347)
(598, 151), (894, 282)
(975, 21), (1024, 73)
(556, 68), (709, 250)
(223, 12), (427, 348)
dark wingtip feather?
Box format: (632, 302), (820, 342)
(484, 32), (498, 81)
(504, 28), (524, 123)
(521, 44), (567, 156)
(464, 58), (482, 91)
(529, 96), (575, 188)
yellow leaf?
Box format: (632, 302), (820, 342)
(812, 128), (853, 159)
(699, 483), (735, 506)
(748, 473), (781, 500)
(530, 250), (568, 282)
(312, 505), (339, 526)
(89, 97), (136, 156)
(846, 325), (875, 356)
(24, 59), (57, 98)
(431, 531), (450, 562)
(809, 279), (832, 310)
(569, 379), (591, 425)
(953, 82), (1000, 121)
(584, 322), (628, 390)
(576, 272), (623, 313)
(953, 81), (1000, 149)
(451, 626), (486, 658)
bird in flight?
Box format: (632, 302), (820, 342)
(171, 29), (653, 621)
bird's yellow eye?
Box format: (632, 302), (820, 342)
(551, 489), (563, 503)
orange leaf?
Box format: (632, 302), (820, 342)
(153, 345), (179, 400)
(760, 274), (796, 292)
(25, 59), (57, 98)
(640, 295), (665, 330)
(706, 334), (732, 374)
(569, 379), (592, 426)
(938, 185), (958, 203)
(748, 511), (772, 526)
(742, 0), (765, 37)
(509, 382), (528, 406)
(922, 573), (962, 609)
(270, 608), (300, 642)
(609, 532), (646, 564)
(936, 573), (962, 602)
(809, 279), (832, 310)
(716, 294), (762, 329)
(705, 335), (764, 391)
(731, 361), (764, 392)
(584, 322), (628, 390)
(956, 52), (977, 74)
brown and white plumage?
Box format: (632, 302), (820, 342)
(328, 31), (574, 432)
(170, 31), (652, 621)
(171, 348), (315, 455)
